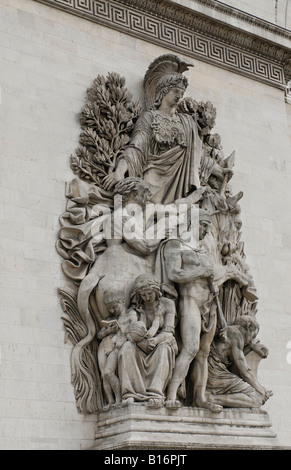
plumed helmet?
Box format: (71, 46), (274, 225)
(144, 54), (193, 109)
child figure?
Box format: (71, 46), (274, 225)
(97, 290), (137, 409)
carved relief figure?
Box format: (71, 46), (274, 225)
(206, 315), (272, 408)
(118, 274), (178, 408)
(69, 177), (171, 406)
(103, 55), (231, 204)
(77, 176), (167, 338)
(162, 209), (221, 411)
(97, 290), (137, 409)
(57, 54), (272, 415)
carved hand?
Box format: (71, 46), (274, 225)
(147, 338), (157, 350)
(251, 342), (269, 358)
(137, 338), (156, 354)
(202, 265), (214, 278)
(107, 323), (119, 334)
(102, 172), (122, 190)
(176, 186), (207, 205)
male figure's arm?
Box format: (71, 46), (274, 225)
(228, 329), (267, 398)
(164, 240), (213, 284)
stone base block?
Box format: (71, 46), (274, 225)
(92, 403), (279, 450)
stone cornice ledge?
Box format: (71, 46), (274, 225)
(34, 0), (291, 89)
(171, 0), (291, 47)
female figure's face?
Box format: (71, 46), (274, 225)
(161, 86), (184, 108)
(139, 288), (156, 305)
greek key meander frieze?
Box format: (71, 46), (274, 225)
(35, 0), (291, 90)
(122, 0), (291, 41)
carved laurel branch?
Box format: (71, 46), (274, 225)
(70, 71), (219, 186)
(70, 72), (142, 186)
(178, 98), (217, 138)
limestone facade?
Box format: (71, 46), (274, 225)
(1, 0), (291, 449)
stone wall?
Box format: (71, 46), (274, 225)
(0, 0), (291, 449)
(219, 0), (291, 29)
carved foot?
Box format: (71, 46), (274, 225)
(147, 398), (164, 409)
(165, 400), (181, 410)
(111, 401), (122, 409)
(102, 404), (111, 412)
(122, 397), (135, 407)
(196, 401), (223, 413)
(102, 401), (122, 411)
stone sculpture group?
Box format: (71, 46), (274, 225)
(57, 55), (272, 414)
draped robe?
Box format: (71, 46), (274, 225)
(119, 111), (204, 205)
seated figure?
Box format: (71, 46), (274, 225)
(118, 274), (178, 408)
(206, 315), (272, 408)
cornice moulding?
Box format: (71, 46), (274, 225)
(170, 0), (291, 46)
(34, 0), (291, 90)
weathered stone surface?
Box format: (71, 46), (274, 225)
(1, 0), (291, 451)
(56, 53), (276, 449)
(93, 404), (279, 450)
